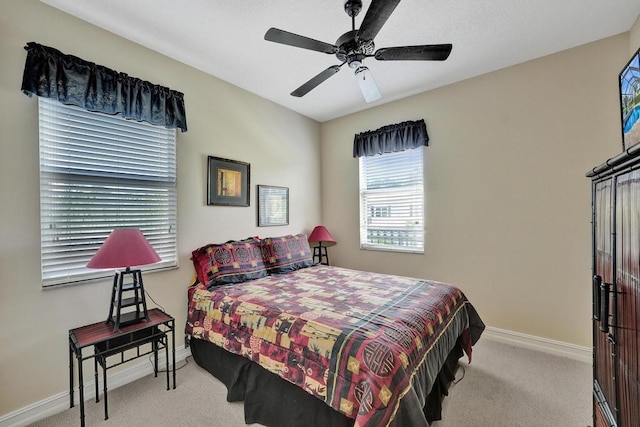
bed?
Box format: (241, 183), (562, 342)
(184, 234), (484, 427)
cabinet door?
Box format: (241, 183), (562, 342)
(593, 178), (617, 426)
(615, 170), (640, 426)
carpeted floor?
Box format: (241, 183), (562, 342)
(433, 339), (592, 427)
(30, 337), (592, 426)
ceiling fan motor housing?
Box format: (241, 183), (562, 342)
(336, 30), (375, 68)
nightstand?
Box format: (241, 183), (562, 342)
(68, 308), (175, 426)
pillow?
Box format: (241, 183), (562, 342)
(260, 234), (313, 274)
(191, 238), (267, 287)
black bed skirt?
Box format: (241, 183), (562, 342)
(189, 337), (463, 427)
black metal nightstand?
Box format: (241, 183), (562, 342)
(68, 308), (175, 426)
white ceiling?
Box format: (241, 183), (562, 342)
(42, 0), (640, 123)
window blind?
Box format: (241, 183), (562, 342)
(39, 98), (177, 287)
(359, 147), (424, 253)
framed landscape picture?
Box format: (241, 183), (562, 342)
(207, 156), (250, 206)
(257, 185), (289, 226)
(619, 47), (640, 150)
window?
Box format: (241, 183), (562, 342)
(359, 147), (424, 253)
(39, 98), (177, 287)
(370, 206), (391, 218)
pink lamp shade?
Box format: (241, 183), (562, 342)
(87, 228), (161, 269)
(308, 225), (337, 246)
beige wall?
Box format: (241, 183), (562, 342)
(630, 15), (640, 54)
(320, 34), (628, 347)
(0, 0), (321, 416)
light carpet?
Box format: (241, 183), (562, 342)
(30, 338), (592, 426)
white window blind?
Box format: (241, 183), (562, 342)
(359, 147), (424, 253)
(38, 97), (177, 287)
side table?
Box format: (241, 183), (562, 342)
(68, 308), (175, 426)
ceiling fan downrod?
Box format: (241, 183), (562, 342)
(344, 0), (362, 31)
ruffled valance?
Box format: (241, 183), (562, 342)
(21, 42), (187, 132)
(353, 119), (428, 157)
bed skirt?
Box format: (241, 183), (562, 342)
(190, 337), (463, 427)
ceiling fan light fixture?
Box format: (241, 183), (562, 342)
(355, 66), (381, 103)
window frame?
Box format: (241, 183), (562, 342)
(38, 98), (178, 287)
(358, 146), (425, 254)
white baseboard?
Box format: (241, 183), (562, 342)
(482, 326), (592, 364)
(0, 345), (191, 427)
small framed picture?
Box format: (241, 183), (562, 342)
(257, 185), (289, 226)
(619, 47), (640, 151)
(207, 156), (250, 206)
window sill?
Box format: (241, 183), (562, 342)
(359, 245), (424, 255)
(42, 263), (179, 289)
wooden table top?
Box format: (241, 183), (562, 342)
(70, 308), (173, 349)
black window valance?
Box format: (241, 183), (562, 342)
(353, 119), (428, 157)
(21, 42), (187, 132)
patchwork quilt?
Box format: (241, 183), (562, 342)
(185, 265), (483, 427)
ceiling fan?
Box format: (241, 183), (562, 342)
(264, 0), (452, 103)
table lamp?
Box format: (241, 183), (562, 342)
(308, 225), (337, 265)
(87, 228), (161, 331)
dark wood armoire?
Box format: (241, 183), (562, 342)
(588, 146), (640, 427)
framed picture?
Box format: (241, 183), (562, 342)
(207, 156), (250, 206)
(619, 47), (640, 150)
(257, 185), (289, 226)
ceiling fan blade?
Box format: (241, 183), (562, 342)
(355, 67), (381, 103)
(291, 65), (342, 97)
(265, 28), (337, 54)
(357, 0), (401, 42)
(374, 44), (453, 61)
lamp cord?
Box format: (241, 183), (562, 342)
(143, 288), (189, 371)
(453, 364), (466, 385)
(144, 289), (166, 313)
(148, 354), (190, 372)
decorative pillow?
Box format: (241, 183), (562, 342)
(260, 234), (313, 274)
(191, 238), (267, 288)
